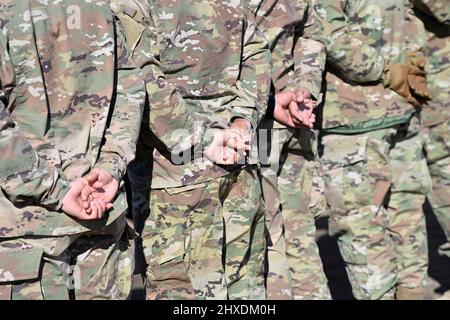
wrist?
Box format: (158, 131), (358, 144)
(231, 117), (251, 128)
(47, 178), (71, 211)
(201, 127), (222, 151)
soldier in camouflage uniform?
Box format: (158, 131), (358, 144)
(249, 0), (331, 300)
(111, 0), (273, 300)
(0, 0), (144, 300)
(412, 0), (450, 259)
(112, 0), (307, 300)
(313, 0), (432, 299)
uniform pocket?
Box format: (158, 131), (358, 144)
(390, 133), (432, 195)
(0, 284), (11, 300)
(321, 135), (372, 213)
(0, 248), (43, 283)
(146, 185), (206, 266)
(115, 13), (145, 52)
(423, 120), (450, 164)
(0, 248), (44, 300)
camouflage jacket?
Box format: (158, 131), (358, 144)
(248, 0), (326, 130)
(312, 0), (428, 133)
(412, 0), (450, 126)
(0, 0), (145, 238)
(112, 0), (271, 189)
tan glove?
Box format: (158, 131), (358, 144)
(406, 52), (432, 100)
(382, 52), (432, 107)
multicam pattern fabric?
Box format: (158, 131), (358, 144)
(316, 0), (431, 300)
(136, 167), (265, 300)
(0, 0), (144, 299)
(413, 0), (450, 126)
(312, 0), (428, 132)
(0, 0), (144, 238)
(413, 0), (450, 258)
(0, 216), (134, 300)
(249, 0), (330, 300)
(322, 115), (431, 299)
(112, 0), (271, 189)
(112, 0), (270, 300)
(260, 125), (331, 300)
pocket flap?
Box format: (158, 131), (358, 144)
(0, 248), (43, 283)
(116, 13), (145, 51)
(321, 135), (368, 170)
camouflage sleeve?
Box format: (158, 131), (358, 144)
(250, 0), (299, 94)
(311, 0), (385, 83)
(0, 28), (69, 210)
(404, 2), (429, 54)
(111, 1), (212, 156)
(233, 2), (272, 128)
(95, 18), (145, 182)
(411, 0), (450, 24)
(294, 38), (326, 102)
(250, 0), (325, 104)
(295, 0), (326, 103)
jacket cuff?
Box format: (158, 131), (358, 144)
(95, 153), (126, 183)
(44, 178), (71, 211)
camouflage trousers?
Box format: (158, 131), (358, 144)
(422, 119), (450, 258)
(134, 166), (265, 300)
(321, 115), (431, 300)
(0, 215), (134, 300)
(259, 124), (331, 300)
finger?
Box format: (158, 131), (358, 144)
(289, 102), (306, 124)
(219, 148), (230, 165)
(222, 147), (228, 162)
(290, 115), (302, 128)
(302, 118), (311, 128)
(227, 135), (250, 151)
(81, 187), (91, 202)
(225, 149), (240, 165)
(305, 99), (315, 110)
(94, 200), (105, 220)
(82, 199), (91, 210)
(106, 203), (114, 210)
(277, 91), (296, 106)
(407, 95), (421, 108)
(96, 198), (106, 214)
(226, 131), (249, 150)
(296, 91), (305, 105)
(90, 200), (99, 219)
(93, 199), (105, 219)
(302, 112), (314, 128)
(83, 171), (100, 186)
